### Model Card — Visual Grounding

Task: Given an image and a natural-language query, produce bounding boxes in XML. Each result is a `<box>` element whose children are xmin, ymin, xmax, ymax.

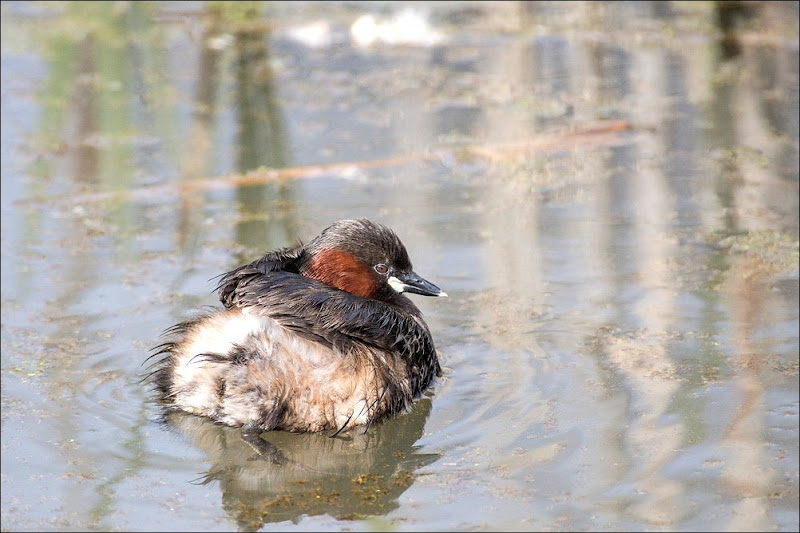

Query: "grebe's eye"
<box><xmin>374</xmin><ymin>263</ymin><xmax>389</xmax><ymax>275</ymax></box>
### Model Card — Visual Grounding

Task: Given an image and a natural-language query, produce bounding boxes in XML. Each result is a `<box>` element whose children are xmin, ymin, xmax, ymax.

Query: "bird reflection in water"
<box><xmin>163</xmin><ymin>394</ymin><xmax>439</xmax><ymax>528</ymax></box>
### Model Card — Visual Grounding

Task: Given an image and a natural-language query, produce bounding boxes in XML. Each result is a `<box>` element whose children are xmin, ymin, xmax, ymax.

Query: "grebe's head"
<box><xmin>299</xmin><ymin>219</ymin><xmax>447</xmax><ymax>301</ymax></box>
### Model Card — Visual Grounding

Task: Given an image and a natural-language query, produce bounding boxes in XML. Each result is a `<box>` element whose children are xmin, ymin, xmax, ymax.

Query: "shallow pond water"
<box><xmin>1</xmin><ymin>1</ymin><xmax>798</xmax><ymax>531</ymax></box>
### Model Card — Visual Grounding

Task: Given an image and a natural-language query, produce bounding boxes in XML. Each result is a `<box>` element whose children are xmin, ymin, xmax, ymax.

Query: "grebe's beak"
<box><xmin>388</xmin><ymin>271</ymin><xmax>447</xmax><ymax>297</ymax></box>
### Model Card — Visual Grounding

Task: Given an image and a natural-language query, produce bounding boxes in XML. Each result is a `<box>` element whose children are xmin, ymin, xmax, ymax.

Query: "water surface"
<box><xmin>1</xmin><ymin>2</ymin><xmax>798</xmax><ymax>531</ymax></box>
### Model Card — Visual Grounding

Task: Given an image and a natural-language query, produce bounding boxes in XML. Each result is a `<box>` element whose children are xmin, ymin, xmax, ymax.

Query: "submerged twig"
<box><xmin>21</xmin><ymin>120</ymin><xmax>633</xmax><ymax>207</ymax></box>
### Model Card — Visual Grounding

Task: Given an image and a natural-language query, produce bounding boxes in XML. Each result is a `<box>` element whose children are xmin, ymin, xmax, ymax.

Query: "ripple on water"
<box><xmin>427</xmin><ymin>339</ymin><xmax>572</xmax><ymax>458</ymax></box>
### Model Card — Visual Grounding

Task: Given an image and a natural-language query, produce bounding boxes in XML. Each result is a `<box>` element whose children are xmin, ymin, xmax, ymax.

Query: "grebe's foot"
<box><xmin>241</xmin><ymin>421</ymin><xmax>289</xmax><ymax>465</ymax></box>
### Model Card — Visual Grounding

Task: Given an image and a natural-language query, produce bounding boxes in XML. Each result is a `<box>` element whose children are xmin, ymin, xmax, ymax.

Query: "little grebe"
<box><xmin>147</xmin><ymin>218</ymin><xmax>446</xmax><ymax>435</ymax></box>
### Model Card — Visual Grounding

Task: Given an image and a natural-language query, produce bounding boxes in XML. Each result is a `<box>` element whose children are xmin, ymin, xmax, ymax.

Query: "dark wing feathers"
<box><xmin>215</xmin><ymin>257</ymin><xmax>440</xmax><ymax>390</ymax></box>
<box><xmin>216</xmin><ymin>247</ymin><xmax>305</xmax><ymax>308</ymax></box>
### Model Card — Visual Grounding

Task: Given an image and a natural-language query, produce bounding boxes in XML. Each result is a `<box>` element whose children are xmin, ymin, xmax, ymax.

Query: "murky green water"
<box><xmin>2</xmin><ymin>1</ymin><xmax>798</xmax><ymax>531</ymax></box>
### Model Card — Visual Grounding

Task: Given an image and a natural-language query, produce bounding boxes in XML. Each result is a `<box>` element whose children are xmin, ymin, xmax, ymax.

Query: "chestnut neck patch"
<box><xmin>302</xmin><ymin>248</ymin><xmax>378</xmax><ymax>299</ymax></box>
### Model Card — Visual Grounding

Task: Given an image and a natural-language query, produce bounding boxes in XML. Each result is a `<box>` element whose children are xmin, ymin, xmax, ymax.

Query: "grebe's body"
<box><xmin>148</xmin><ymin>219</ymin><xmax>446</xmax><ymax>434</ymax></box>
